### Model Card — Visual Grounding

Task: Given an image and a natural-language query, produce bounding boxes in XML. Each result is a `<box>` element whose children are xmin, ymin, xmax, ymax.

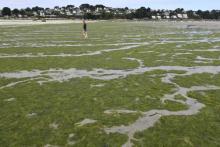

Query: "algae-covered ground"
<box><xmin>0</xmin><ymin>20</ymin><xmax>220</xmax><ymax>147</ymax></box>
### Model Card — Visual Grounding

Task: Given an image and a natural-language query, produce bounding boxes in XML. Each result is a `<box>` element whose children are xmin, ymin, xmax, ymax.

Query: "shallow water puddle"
<box><xmin>75</xmin><ymin>118</ymin><xmax>97</xmax><ymax>127</ymax></box>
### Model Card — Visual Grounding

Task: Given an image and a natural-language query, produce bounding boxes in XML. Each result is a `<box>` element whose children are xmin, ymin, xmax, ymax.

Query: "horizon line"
<box><xmin>0</xmin><ymin>4</ymin><xmax>219</xmax><ymax>11</ymax></box>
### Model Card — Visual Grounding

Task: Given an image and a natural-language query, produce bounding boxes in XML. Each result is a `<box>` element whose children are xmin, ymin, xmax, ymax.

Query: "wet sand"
<box><xmin>0</xmin><ymin>19</ymin><xmax>97</xmax><ymax>26</ymax></box>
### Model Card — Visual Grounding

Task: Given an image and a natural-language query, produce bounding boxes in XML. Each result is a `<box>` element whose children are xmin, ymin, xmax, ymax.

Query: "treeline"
<box><xmin>1</xmin><ymin>4</ymin><xmax>220</xmax><ymax>20</ymax></box>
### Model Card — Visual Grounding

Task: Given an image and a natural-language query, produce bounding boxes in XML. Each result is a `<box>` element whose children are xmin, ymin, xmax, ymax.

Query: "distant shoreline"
<box><xmin>1</xmin><ymin>17</ymin><xmax>220</xmax><ymax>21</ymax></box>
<box><xmin>0</xmin><ymin>19</ymin><xmax>99</xmax><ymax>26</ymax></box>
<box><xmin>0</xmin><ymin>19</ymin><xmax>220</xmax><ymax>27</ymax></box>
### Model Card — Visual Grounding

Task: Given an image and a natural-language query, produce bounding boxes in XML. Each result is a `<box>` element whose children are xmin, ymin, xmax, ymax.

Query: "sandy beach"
<box><xmin>0</xmin><ymin>19</ymin><xmax>97</xmax><ymax>26</ymax></box>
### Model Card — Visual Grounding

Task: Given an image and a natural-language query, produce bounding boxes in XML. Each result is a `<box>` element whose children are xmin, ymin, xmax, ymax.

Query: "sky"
<box><xmin>0</xmin><ymin>0</ymin><xmax>219</xmax><ymax>10</ymax></box>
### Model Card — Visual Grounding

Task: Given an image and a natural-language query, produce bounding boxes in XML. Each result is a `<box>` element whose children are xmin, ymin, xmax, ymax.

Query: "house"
<box><xmin>165</xmin><ymin>15</ymin><xmax>170</xmax><ymax>19</ymax></box>
<box><xmin>177</xmin><ymin>14</ymin><xmax>183</xmax><ymax>19</ymax></box>
<box><xmin>125</xmin><ymin>9</ymin><xmax>132</xmax><ymax>14</ymax></box>
<box><xmin>95</xmin><ymin>5</ymin><xmax>106</xmax><ymax>12</ymax></box>
<box><xmin>18</xmin><ymin>14</ymin><xmax>22</xmax><ymax>18</ymax></box>
<box><xmin>72</xmin><ymin>10</ymin><xmax>77</xmax><ymax>15</ymax></box>
<box><xmin>39</xmin><ymin>11</ymin><xmax>45</xmax><ymax>17</ymax></box>
<box><xmin>104</xmin><ymin>7</ymin><xmax>112</xmax><ymax>13</ymax></box>
<box><xmin>183</xmin><ymin>14</ymin><xmax>188</xmax><ymax>19</ymax></box>
<box><xmin>66</xmin><ymin>11</ymin><xmax>73</xmax><ymax>16</ymax></box>
<box><xmin>45</xmin><ymin>8</ymin><xmax>53</xmax><ymax>15</ymax></box>
<box><xmin>72</xmin><ymin>8</ymin><xmax>80</xmax><ymax>14</ymax></box>
<box><xmin>66</xmin><ymin>5</ymin><xmax>75</xmax><ymax>11</ymax></box>
<box><xmin>96</xmin><ymin>7</ymin><xmax>103</xmax><ymax>12</ymax></box>
<box><xmin>164</xmin><ymin>11</ymin><xmax>170</xmax><ymax>16</ymax></box>
<box><xmin>94</xmin><ymin>12</ymin><xmax>101</xmax><ymax>16</ymax></box>
<box><xmin>105</xmin><ymin>9</ymin><xmax>111</xmax><ymax>13</ymax></box>
<box><xmin>61</xmin><ymin>7</ymin><xmax>65</xmax><ymax>11</ymax></box>
<box><xmin>131</xmin><ymin>9</ymin><xmax>136</xmax><ymax>13</ymax></box>
<box><xmin>125</xmin><ymin>8</ymin><xmax>135</xmax><ymax>14</ymax></box>
<box><xmin>157</xmin><ymin>15</ymin><xmax>162</xmax><ymax>19</ymax></box>
<box><xmin>60</xmin><ymin>11</ymin><xmax>65</xmax><ymax>15</ymax></box>
<box><xmin>77</xmin><ymin>9</ymin><xmax>83</xmax><ymax>16</ymax></box>
<box><xmin>171</xmin><ymin>15</ymin><xmax>177</xmax><ymax>19</ymax></box>
<box><xmin>54</xmin><ymin>6</ymin><xmax>60</xmax><ymax>11</ymax></box>
<box><xmin>75</xmin><ymin>9</ymin><xmax>84</xmax><ymax>16</ymax></box>
<box><xmin>85</xmin><ymin>9</ymin><xmax>91</xmax><ymax>13</ymax></box>
<box><xmin>163</xmin><ymin>11</ymin><xmax>170</xmax><ymax>19</ymax></box>
<box><xmin>152</xmin><ymin>16</ymin><xmax>157</xmax><ymax>19</ymax></box>
<box><xmin>33</xmin><ymin>11</ymin><xmax>38</xmax><ymax>16</ymax></box>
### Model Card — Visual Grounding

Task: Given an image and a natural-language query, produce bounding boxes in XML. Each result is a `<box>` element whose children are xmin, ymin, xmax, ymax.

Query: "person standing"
<box><xmin>82</xmin><ymin>19</ymin><xmax>88</xmax><ymax>39</ymax></box>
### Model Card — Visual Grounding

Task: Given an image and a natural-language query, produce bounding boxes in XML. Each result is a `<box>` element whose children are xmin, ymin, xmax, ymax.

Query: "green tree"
<box><xmin>25</xmin><ymin>7</ymin><xmax>33</xmax><ymax>17</ymax></box>
<box><xmin>146</xmin><ymin>7</ymin><xmax>152</xmax><ymax>18</ymax></box>
<box><xmin>2</xmin><ymin>7</ymin><xmax>11</xmax><ymax>16</ymax></box>
<box><xmin>196</xmin><ymin>10</ymin><xmax>203</xmax><ymax>19</ymax></box>
<box><xmin>89</xmin><ymin>5</ymin><xmax>96</xmax><ymax>12</ymax></box>
<box><xmin>32</xmin><ymin>6</ymin><xmax>44</xmax><ymax>12</ymax></box>
<box><xmin>20</xmin><ymin>9</ymin><xmax>26</xmax><ymax>16</ymax></box>
<box><xmin>175</xmin><ymin>8</ymin><xmax>184</xmax><ymax>13</ymax></box>
<box><xmin>66</xmin><ymin>5</ymin><xmax>75</xmax><ymax>10</ymax></box>
<box><xmin>12</xmin><ymin>8</ymin><xmax>20</xmax><ymax>16</ymax></box>
<box><xmin>211</xmin><ymin>10</ymin><xmax>220</xmax><ymax>19</ymax></box>
<box><xmin>95</xmin><ymin>5</ymin><xmax>105</xmax><ymax>9</ymax></box>
<box><xmin>135</xmin><ymin>7</ymin><xmax>147</xmax><ymax>18</ymax></box>
<box><xmin>202</xmin><ymin>10</ymin><xmax>211</xmax><ymax>19</ymax></box>
<box><xmin>80</xmin><ymin>4</ymin><xmax>90</xmax><ymax>10</ymax></box>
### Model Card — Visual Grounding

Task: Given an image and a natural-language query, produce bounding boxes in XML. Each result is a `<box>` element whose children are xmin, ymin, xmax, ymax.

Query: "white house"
<box><xmin>54</xmin><ymin>6</ymin><xmax>60</xmax><ymax>11</ymax></box>
<box><xmin>18</xmin><ymin>14</ymin><xmax>22</xmax><ymax>18</ymax></box>
<box><xmin>33</xmin><ymin>11</ymin><xmax>38</xmax><ymax>16</ymax></box>
<box><xmin>157</xmin><ymin>15</ymin><xmax>162</xmax><ymax>19</ymax></box>
<box><xmin>177</xmin><ymin>14</ymin><xmax>183</xmax><ymax>18</ymax></box>
<box><xmin>125</xmin><ymin>10</ymin><xmax>131</xmax><ymax>14</ymax></box>
<box><xmin>171</xmin><ymin>15</ymin><xmax>177</xmax><ymax>19</ymax></box>
<box><xmin>105</xmin><ymin>7</ymin><xmax>111</xmax><ymax>13</ymax></box>
<box><xmin>72</xmin><ymin>8</ymin><xmax>80</xmax><ymax>14</ymax></box>
<box><xmin>152</xmin><ymin>16</ymin><xmax>157</xmax><ymax>19</ymax></box>
<box><xmin>183</xmin><ymin>14</ymin><xmax>188</xmax><ymax>19</ymax></box>
<box><xmin>61</xmin><ymin>7</ymin><xmax>65</xmax><ymax>11</ymax></box>
<box><xmin>72</xmin><ymin>10</ymin><xmax>77</xmax><ymax>14</ymax></box>
<box><xmin>164</xmin><ymin>11</ymin><xmax>170</xmax><ymax>19</ymax></box>
<box><xmin>75</xmin><ymin>8</ymin><xmax>83</xmax><ymax>16</ymax></box>
<box><xmin>165</xmin><ymin>15</ymin><xmax>170</xmax><ymax>19</ymax></box>
<box><xmin>39</xmin><ymin>11</ymin><xmax>45</xmax><ymax>17</ymax></box>
<box><xmin>85</xmin><ymin>9</ymin><xmax>91</xmax><ymax>13</ymax></box>
<box><xmin>66</xmin><ymin>11</ymin><xmax>73</xmax><ymax>16</ymax></box>
<box><xmin>96</xmin><ymin>7</ymin><xmax>103</xmax><ymax>12</ymax></box>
